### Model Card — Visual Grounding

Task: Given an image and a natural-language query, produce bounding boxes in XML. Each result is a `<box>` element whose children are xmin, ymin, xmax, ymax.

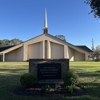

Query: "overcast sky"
<box><xmin>0</xmin><ymin>0</ymin><xmax>100</xmax><ymax>49</ymax></box>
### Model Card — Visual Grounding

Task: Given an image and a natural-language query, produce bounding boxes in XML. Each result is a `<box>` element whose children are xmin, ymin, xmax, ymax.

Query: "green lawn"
<box><xmin>0</xmin><ymin>62</ymin><xmax>100</xmax><ymax>100</ymax></box>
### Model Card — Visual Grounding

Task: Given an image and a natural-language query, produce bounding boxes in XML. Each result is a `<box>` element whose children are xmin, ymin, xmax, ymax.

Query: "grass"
<box><xmin>0</xmin><ymin>62</ymin><xmax>100</xmax><ymax>100</ymax></box>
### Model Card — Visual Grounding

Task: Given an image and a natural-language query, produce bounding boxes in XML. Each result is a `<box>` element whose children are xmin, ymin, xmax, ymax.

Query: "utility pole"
<box><xmin>91</xmin><ymin>39</ymin><xmax>95</xmax><ymax>61</ymax></box>
<box><xmin>91</xmin><ymin>39</ymin><xmax>94</xmax><ymax>51</ymax></box>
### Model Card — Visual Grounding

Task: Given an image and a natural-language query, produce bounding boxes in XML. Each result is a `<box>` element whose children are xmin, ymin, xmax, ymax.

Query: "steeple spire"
<box><xmin>44</xmin><ymin>8</ymin><xmax>48</xmax><ymax>28</ymax></box>
<box><xmin>43</xmin><ymin>8</ymin><xmax>48</xmax><ymax>34</ymax></box>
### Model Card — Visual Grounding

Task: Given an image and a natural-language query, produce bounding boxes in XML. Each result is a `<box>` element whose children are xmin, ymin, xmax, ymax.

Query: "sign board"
<box><xmin>37</xmin><ymin>63</ymin><xmax>61</xmax><ymax>80</ymax></box>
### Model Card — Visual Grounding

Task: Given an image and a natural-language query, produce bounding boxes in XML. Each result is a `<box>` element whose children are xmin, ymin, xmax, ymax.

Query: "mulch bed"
<box><xmin>13</xmin><ymin>84</ymin><xmax>85</xmax><ymax>98</ymax></box>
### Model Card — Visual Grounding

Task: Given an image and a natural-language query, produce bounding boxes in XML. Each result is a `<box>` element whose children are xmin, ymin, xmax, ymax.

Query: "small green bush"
<box><xmin>65</xmin><ymin>85</ymin><xmax>74</xmax><ymax>93</ymax></box>
<box><xmin>46</xmin><ymin>85</ymin><xmax>51</xmax><ymax>91</ymax></box>
<box><xmin>62</xmin><ymin>71</ymin><xmax>78</xmax><ymax>86</ymax></box>
<box><xmin>20</xmin><ymin>73</ymin><xmax>37</xmax><ymax>88</ymax></box>
<box><xmin>40</xmin><ymin>85</ymin><xmax>51</xmax><ymax>92</ymax></box>
<box><xmin>71</xmin><ymin>85</ymin><xmax>76</xmax><ymax>90</ymax></box>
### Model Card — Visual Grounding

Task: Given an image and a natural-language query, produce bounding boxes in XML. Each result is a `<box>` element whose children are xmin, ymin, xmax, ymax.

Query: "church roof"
<box><xmin>75</xmin><ymin>46</ymin><xmax>93</xmax><ymax>52</ymax></box>
<box><xmin>47</xmin><ymin>33</ymin><xmax>92</xmax><ymax>53</ymax></box>
<box><xmin>0</xmin><ymin>34</ymin><xmax>92</xmax><ymax>54</ymax></box>
<box><xmin>0</xmin><ymin>45</ymin><xmax>14</xmax><ymax>52</ymax></box>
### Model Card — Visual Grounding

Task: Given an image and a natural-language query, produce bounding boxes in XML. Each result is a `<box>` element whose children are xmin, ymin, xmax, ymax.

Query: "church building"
<box><xmin>0</xmin><ymin>10</ymin><xmax>92</xmax><ymax>62</ymax></box>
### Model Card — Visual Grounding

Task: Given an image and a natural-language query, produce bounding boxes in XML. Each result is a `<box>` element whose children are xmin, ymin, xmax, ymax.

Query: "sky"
<box><xmin>0</xmin><ymin>0</ymin><xmax>100</xmax><ymax>49</ymax></box>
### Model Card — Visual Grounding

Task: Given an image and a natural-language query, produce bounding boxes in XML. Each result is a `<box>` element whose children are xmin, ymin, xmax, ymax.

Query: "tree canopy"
<box><xmin>0</xmin><ymin>38</ymin><xmax>23</xmax><ymax>47</ymax></box>
<box><xmin>94</xmin><ymin>45</ymin><xmax>100</xmax><ymax>54</ymax></box>
<box><xmin>85</xmin><ymin>0</ymin><xmax>100</xmax><ymax>18</ymax></box>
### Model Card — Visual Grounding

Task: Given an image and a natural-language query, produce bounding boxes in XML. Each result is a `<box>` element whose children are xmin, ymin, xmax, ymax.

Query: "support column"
<box><xmin>42</xmin><ymin>41</ymin><xmax>45</xmax><ymax>58</ymax></box>
<box><xmin>23</xmin><ymin>44</ymin><xmax>28</xmax><ymax>61</ymax></box>
<box><xmin>47</xmin><ymin>41</ymin><xmax>51</xmax><ymax>59</ymax></box>
<box><xmin>45</xmin><ymin>40</ymin><xmax>47</xmax><ymax>59</ymax></box>
<box><xmin>3</xmin><ymin>53</ymin><xmax>5</xmax><ymax>62</ymax></box>
<box><xmin>64</xmin><ymin>45</ymin><xmax>67</xmax><ymax>58</ymax></box>
<box><xmin>85</xmin><ymin>54</ymin><xmax>88</xmax><ymax>61</ymax></box>
<box><xmin>67</xmin><ymin>46</ymin><xmax>69</xmax><ymax>58</ymax></box>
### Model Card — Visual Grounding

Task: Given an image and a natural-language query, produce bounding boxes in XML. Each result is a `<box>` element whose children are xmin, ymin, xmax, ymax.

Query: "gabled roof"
<box><xmin>0</xmin><ymin>33</ymin><xmax>92</xmax><ymax>54</ymax></box>
<box><xmin>75</xmin><ymin>46</ymin><xmax>93</xmax><ymax>53</ymax></box>
<box><xmin>0</xmin><ymin>45</ymin><xmax>15</xmax><ymax>52</ymax></box>
<box><xmin>0</xmin><ymin>43</ymin><xmax>23</xmax><ymax>54</ymax></box>
<box><xmin>45</xmin><ymin>33</ymin><xmax>92</xmax><ymax>54</ymax></box>
<box><xmin>0</xmin><ymin>34</ymin><xmax>44</xmax><ymax>53</ymax></box>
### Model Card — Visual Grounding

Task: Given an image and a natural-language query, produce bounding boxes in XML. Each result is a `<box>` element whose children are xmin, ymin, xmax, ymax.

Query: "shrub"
<box><xmin>20</xmin><ymin>73</ymin><xmax>37</xmax><ymax>88</ymax></box>
<box><xmin>95</xmin><ymin>59</ymin><xmax>100</xmax><ymax>62</ymax></box>
<box><xmin>62</xmin><ymin>71</ymin><xmax>78</xmax><ymax>86</ymax></box>
<box><xmin>46</xmin><ymin>85</ymin><xmax>51</xmax><ymax>91</ymax></box>
<box><xmin>65</xmin><ymin>85</ymin><xmax>74</xmax><ymax>93</ymax></box>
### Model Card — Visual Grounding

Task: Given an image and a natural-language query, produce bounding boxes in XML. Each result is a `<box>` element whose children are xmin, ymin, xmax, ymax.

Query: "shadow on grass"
<box><xmin>95</xmin><ymin>70</ymin><xmax>100</xmax><ymax>73</ymax></box>
<box><xmin>76</xmin><ymin>71</ymin><xmax>100</xmax><ymax>98</ymax></box>
<box><xmin>79</xmin><ymin>82</ymin><xmax>100</xmax><ymax>98</ymax></box>
<box><xmin>0</xmin><ymin>65</ymin><xmax>28</xmax><ymax>73</ymax></box>
<box><xmin>78</xmin><ymin>72</ymin><xmax>100</xmax><ymax>78</ymax></box>
<box><xmin>0</xmin><ymin>74</ymin><xmax>23</xmax><ymax>100</ymax></box>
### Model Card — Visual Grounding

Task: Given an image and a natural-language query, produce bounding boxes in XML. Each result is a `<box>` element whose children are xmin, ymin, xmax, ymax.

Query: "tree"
<box><xmin>85</xmin><ymin>0</ymin><xmax>100</xmax><ymax>18</ymax></box>
<box><xmin>0</xmin><ymin>38</ymin><xmax>23</xmax><ymax>47</ymax></box>
<box><xmin>0</xmin><ymin>39</ymin><xmax>10</xmax><ymax>46</ymax></box>
<box><xmin>94</xmin><ymin>45</ymin><xmax>100</xmax><ymax>54</ymax></box>
<box><xmin>10</xmin><ymin>38</ymin><xmax>23</xmax><ymax>45</ymax></box>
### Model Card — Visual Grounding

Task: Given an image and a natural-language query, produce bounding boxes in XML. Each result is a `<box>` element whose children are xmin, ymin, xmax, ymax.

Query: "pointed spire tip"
<box><xmin>43</xmin><ymin>8</ymin><xmax>48</xmax><ymax>34</ymax></box>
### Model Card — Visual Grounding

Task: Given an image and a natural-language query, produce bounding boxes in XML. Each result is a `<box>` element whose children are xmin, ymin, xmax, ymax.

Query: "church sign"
<box><xmin>29</xmin><ymin>59</ymin><xmax>69</xmax><ymax>84</ymax></box>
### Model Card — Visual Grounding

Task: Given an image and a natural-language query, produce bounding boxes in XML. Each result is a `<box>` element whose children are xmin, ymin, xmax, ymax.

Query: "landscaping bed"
<box><xmin>14</xmin><ymin>84</ymin><xmax>85</xmax><ymax>98</ymax></box>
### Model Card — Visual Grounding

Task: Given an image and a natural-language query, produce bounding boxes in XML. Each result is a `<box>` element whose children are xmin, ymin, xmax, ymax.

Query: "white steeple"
<box><xmin>43</xmin><ymin>8</ymin><xmax>48</xmax><ymax>34</ymax></box>
<box><xmin>44</xmin><ymin>8</ymin><xmax>48</xmax><ymax>28</ymax></box>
